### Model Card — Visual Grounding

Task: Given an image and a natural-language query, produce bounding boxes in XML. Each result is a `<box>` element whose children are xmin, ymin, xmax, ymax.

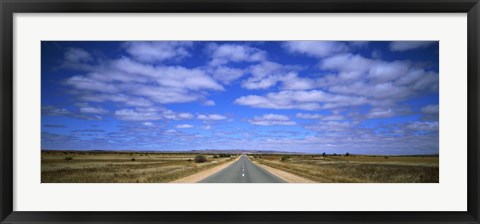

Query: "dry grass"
<box><xmin>41</xmin><ymin>151</ymin><xmax>237</xmax><ymax>183</ymax></box>
<box><xmin>250</xmin><ymin>154</ymin><xmax>439</xmax><ymax>183</ymax></box>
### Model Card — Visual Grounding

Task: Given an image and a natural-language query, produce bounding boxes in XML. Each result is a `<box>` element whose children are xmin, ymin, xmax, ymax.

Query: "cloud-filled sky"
<box><xmin>41</xmin><ymin>41</ymin><xmax>439</xmax><ymax>154</ymax></box>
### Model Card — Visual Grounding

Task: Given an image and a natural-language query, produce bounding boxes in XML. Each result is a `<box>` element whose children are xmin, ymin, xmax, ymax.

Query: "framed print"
<box><xmin>1</xmin><ymin>0</ymin><xmax>479</xmax><ymax>223</ymax></box>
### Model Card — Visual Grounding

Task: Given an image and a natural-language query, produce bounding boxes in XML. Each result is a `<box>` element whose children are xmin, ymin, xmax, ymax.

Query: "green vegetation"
<box><xmin>218</xmin><ymin>154</ymin><xmax>232</xmax><ymax>158</ymax></box>
<box><xmin>194</xmin><ymin>155</ymin><xmax>207</xmax><ymax>163</ymax></box>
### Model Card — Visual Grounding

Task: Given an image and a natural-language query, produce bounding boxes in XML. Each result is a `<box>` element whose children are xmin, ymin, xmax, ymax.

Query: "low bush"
<box><xmin>194</xmin><ymin>155</ymin><xmax>207</xmax><ymax>163</ymax></box>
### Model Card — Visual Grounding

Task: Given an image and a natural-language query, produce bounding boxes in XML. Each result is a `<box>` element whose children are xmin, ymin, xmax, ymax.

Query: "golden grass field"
<box><xmin>250</xmin><ymin>154</ymin><xmax>439</xmax><ymax>183</ymax></box>
<box><xmin>42</xmin><ymin>150</ymin><xmax>439</xmax><ymax>183</ymax></box>
<box><xmin>41</xmin><ymin>151</ymin><xmax>236</xmax><ymax>183</ymax></box>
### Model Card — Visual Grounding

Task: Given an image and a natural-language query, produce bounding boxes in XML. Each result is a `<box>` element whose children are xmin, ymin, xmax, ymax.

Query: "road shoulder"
<box><xmin>252</xmin><ymin>161</ymin><xmax>315</xmax><ymax>183</ymax></box>
<box><xmin>171</xmin><ymin>156</ymin><xmax>241</xmax><ymax>183</ymax></box>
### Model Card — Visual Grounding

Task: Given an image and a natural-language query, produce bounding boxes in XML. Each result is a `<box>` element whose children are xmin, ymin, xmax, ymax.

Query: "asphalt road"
<box><xmin>199</xmin><ymin>155</ymin><xmax>286</xmax><ymax>183</ymax></box>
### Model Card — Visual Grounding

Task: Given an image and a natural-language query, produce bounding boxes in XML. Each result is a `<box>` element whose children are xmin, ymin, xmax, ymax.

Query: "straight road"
<box><xmin>199</xmin><ymin>155</ymin><xmax>285</xmax><ymax>183</ymax></box>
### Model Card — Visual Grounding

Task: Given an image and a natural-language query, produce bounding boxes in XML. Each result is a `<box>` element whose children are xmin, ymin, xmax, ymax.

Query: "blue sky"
<box><xmin>41</xmin><ymin>41</ymin><xmax>439</xmax><ymax>154</ymax></box>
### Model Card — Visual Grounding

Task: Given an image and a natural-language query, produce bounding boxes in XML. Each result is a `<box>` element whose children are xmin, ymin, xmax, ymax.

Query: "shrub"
<box><xmin>213</xmin><ymin>155</ymin><xmax>219</xmax><ymax>158</ymax></box>
<box><xmin>194</xmin><ymin>155</ymin><xmax>207</xmax><ymax>163</ymax></box>
<box><xmin>64</xmin><ymin>156</ymin><xmax>73</xmax><ymax>161</ymax></box>
<box><xmin>280</xmin><ymin>156</ymin><xmax>290</xmax><ymax>162</ymax></box>
<box><xmin>384</xmin><ymin>156</ymin><xmax>389</xmax><ymax>159</ymax></box>
<box><xmin>322</xmin><ymin>152</ymin><xmax>326</xmax><ymax>157</ymax></box>
<box><xmin>131</xmin><ymin>158</ymin><xmax>135</xmax><ymax>161</ymax></box>
<box><xmin>345</xmin><ymin>152</ymin><xmax>350</xmax><ymax>157</ymax></box>
<box><xmin>219</xmin><ymin>154</ymin><xmax>231</xmax><ymax>158</ymax></box>
<box><xmin>187</xmin><ymin>159</ymin><xmax>192</xmax><ymax>162</ymax></box>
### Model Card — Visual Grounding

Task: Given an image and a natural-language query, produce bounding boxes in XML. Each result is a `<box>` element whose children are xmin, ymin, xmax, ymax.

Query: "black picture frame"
<box><xmin>1</xmin><ymin>0</ymin><xmax>479</xmax><ymax>223</ymax></box>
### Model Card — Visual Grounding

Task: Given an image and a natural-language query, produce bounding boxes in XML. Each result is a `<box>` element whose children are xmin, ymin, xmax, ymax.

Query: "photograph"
<box><xmin>41</xmin><ymin>41</ymin><xmax>439</xmax><ymax>183</ymax></box>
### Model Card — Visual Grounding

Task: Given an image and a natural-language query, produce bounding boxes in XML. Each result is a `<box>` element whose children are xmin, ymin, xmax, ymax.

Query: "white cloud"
<box><xmin>329</xmin><ymin>82</ymin><xmax>411</xmax><ymax>100</ymax></box>
<box><xmin>177</xmin><ymin>113</ymin><xmax>194</xmax><ymax>119</ymax></box>
<box><xmin>366</xmin><ymin>108</ymin><xmax>395</xmax><ymax>119</ymax></box>
<box><xmin>113</xmin><ymin>57</ymin><xmax>224</xmax><ymax>91</ymax></box>
<box><xmin>249</xmin><ymin>114</ymin><xmax>296</xmax><ymax>126</ymax></box>
<box><xmin>142</xmin><ymin>122</ymin><xmax>154</xmax><ymax>127</ymax></box>
<box><xmin>176</xmin><ymin>124</ymin><xmax>194</xmax><ymax>129</ymax></box>
<box><xmin>242</xmin><ymin>74</ymin><xmax>280</xmax><ymax>90</ymax></box>
<box><xmin>203</xmin><ymin>100</ymin><xmax>216</xmax><ymax>106</ymax></box>
<box><xmin>114</xmin><ymin>108</ymin><xmax>161</xmax><ymax>121</ymax></box>
<box><xmin>202</xmin><ymin>125</ymin><xmax>213</xmax><ymax>130</ymax></box>
<box><xmin>80</xmin><ymin>94</ymin><xmax>153</xmax><ymax>107</ymax></box>
<box><xmin>406</xmin><ymin>121</ymin><xmax>439</xmax><ymax>131</ymax></box>
<box><xmin>296</xmin><ymin>113</ymin><xmax>344</xmax><ymax>121</ymax></box>
<box><xmin>114</xmin><ymin>107</ymin><xmax>193</xmax><ymax>121</ymax></box>
<box><xmin>127</xmin><ymin>85</ymin><xmax>200</xmax><ymax>104</ymax></box>
<box><xmin>320</xmin><ymin>53</ymin><xmax>411</xmax><ymax>83</ymax></box>
<box><xmin>66</xmin><ymin>57</ymin><xmax>224</xmax><ymax>106</ymax></box>
<box><xmin>242</xmin><ymin>61</ymin><xmax>311</xmax><ymax>90</ymax></box>
<box><xmin>65</xmin><ymin>76</ymin><xmax>119</xmax><ymax>93</ymax></box>
<box><xmin>305</xmin><ymin>121</ymin><xmax>352</xmax><ymax>132</ymax></box>
<box><xmin>207</xmin><ymin>43</ymin><xmax>266</xmax><ymax>66</ymax></box>
<box><xmin>235</xmin><ymin>90</ymin><xmax>367</xmax><ymax>110</ymax></box>
<box><xmin>283</xmin><ymin>41</ymin><xmax>349</xmax><ymax>58</ymax></box>
<box><xmin>365</xmin><ymin>107</ymin><xmax>411</xmax><ymax>119</ymax></box>
<box><xmin>123</xmin><ymin>41</ymin><xmax>193</xmax><ymax>62</ymax></box>
<box><xmin>390</xmin><ymin>41</ymin><xmax>435</xmax><ymax>51</ymax></box>
<box><xmin>421</xmin><ymin>104</ymin><xmax>439</xmax><ymax>114</ymax></box>
<box><xmin>212</xmin><ymin>66</ymin><xmax>245</xmax><ymax>84</ymax></box>
<box><xmin>79</xmin><ymin>106</ymin><xmax>108</xmax><ymax>114</ymax></box>
<box><xmin>64</xmin><ymin>47</ymin><xmax>92</xmax><ymax>63</ymax></box>
<box><xmin>197</xmin><ymin>114</ymin><xmax>227</xmax><ymax>121</ymax></box>
<box><xmin>296</xmin><ymin>113</ymin><xmax>323</xmax><ymax>119</ymax></box>
<box><xmin>161</xmin><ymin>109</ymin><xmax>193</xmax><ymax>120</ymax></box>
<box><xmin>315</xmin><ymin>53</ymin><xmax>439</xmax><ymax>106</ymax></box>
<box><xmin>58</xmin><ymin>47</ymin><xmax>97</xmax><ymax>71</ymax></box>
<box><xmin>279</xmin><ymin>73</ymin><xmax>316</xmax><ymax>90</ymax></box>
<box><xmin>323</xmin><ymin>114</ymin><xmax>345</xmax><ymax>121</ymax></box>
<box><xmin>42</xmin><ymin>106</ymin><xmax>71</xmax><ymax>117</ymax></box>
<box><xmin>42</xmin><ymin>105</ymin><xmax>102</xmax><ymax>120</ymax></box>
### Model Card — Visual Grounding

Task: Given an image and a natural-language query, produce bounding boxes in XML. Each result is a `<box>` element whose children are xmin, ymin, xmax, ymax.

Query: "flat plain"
<box><xmin>41</xmin><ymin>151</ymin><xmax>236</xmax><ymax>183</ymax></box>
<box><xmin>250</xmin><ymin>154</ymin><xmax>439</xmax><ymax>183</ymax></box>
<box><xmin>41</xmin><ymin>151</ymin><xmax>439</xmax><ymax>183</ymax></box>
